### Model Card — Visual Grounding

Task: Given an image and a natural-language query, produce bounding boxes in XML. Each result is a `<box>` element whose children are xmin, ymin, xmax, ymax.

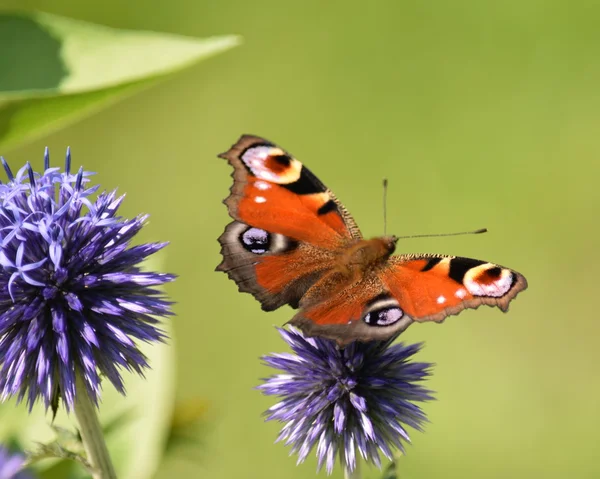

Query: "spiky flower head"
<box><xmin>0</xmin><ymin>149</ymin><xmax>174</xmax><ymax>411</ymax></box>
<box><xmin>0</xmin><ymin>446</ymin><xmax>34</xmax><ymax>479</ymax></box>
<box><xmin>258</xmin><ymin>327</ymin><xmax>433</xmax><ymax>475</ymax></box>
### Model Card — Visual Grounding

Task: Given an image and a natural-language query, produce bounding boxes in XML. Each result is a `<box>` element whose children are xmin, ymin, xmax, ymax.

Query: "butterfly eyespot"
<box><xmin>270</xmin><ymin>154</ymin><xmax>292</xmax><ymax>167</ymax></box>
<box><xmin>240</xmin><ymin>227</ymin><xmax>270</xmax><ymax>255</ymax></box>
<box><xmin>237</xmin><ymin>225</ymin><xmax>298</xmax><ymax>255</ymax></box>
<box><xmin>240</xmin><ymin>146</ymin><xmax>302</xmax><ymax>184</ymax></box>
<box><xmin>463</xmin><ymin>264</ymin><xmax>515</xmax><ymax>298</ymax></box>
<box><xmin>363</xmin><ymin>306</ymin><xmax>403</xmax><ymax>327</ymax></box>
<box><xmin>485</xmin><ymin>267</ymin><xmax>502</xmax><ymax>278</ymax></box>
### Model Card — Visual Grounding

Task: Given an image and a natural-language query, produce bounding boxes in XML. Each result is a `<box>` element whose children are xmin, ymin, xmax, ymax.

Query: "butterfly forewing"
<box><xmin>381</xmin><ymin>255</ymin><xmax>528</xmax><ymax>322</ymax></box>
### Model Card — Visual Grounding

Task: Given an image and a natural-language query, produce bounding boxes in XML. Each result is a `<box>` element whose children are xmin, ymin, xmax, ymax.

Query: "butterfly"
<box><xmin>216</xmin><ymin>135</ymin><xmax>528</xmax><ymax>345</ymax></box>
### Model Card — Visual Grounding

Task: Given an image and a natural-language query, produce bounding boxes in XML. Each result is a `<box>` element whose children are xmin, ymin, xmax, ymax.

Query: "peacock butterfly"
<box><xmin>216</xmin><ymin>135</ymin><xmax>528</xmax><ymax>345</ymax></box>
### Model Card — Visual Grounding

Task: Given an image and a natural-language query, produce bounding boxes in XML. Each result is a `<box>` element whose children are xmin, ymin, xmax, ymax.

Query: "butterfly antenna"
<box><xmin>395</xmin><ymin>228</ymin><xmax>488</xmax><ymax>240</ymax></box>
<box><xmin>383</xmin><ymin>178</ymin><xmax>388</xmax><ymax>235</ymax></box>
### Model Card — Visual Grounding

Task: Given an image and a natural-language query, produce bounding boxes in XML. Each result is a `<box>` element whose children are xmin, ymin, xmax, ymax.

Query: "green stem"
<box><xmin>73</xmin><ymin>373</ymin><xmax>117</xmax><ymax>479</ymax></box>
<box><xmin>344</xmin><ymin>460</ymin><xmax>361</xmax><ymax>479</ymax></box>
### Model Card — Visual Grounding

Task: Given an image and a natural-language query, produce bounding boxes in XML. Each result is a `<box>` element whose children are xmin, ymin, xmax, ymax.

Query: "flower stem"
<box><xmin>73</xmin><ymin>373</ymin><xmax>117</xmax><ymax>479</ymax></box>
<box><xmin>344</xmin><ymin>461</ymin><xmax>361</xmax><ymax>479</ymax></box>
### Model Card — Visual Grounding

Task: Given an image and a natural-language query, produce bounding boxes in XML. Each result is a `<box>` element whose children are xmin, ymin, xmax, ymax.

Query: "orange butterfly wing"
<box><xmin>220</xmin><ymin>135</ymin><xmax>360</xmax><ymax>246</ymax></box>
<box><xmin>289</xmin><ymin>269</ymin><xmax>414</xmax><ymax>344</ymax></box>
<box><xmin>216</xmin><ymin>135</ymin><xmax>360</xmax><ymax>311</ymax></box>
<box><xmin>381</xmin><ymin>255</ymin><xmax>528</xmax><ymax>322</ymax></box>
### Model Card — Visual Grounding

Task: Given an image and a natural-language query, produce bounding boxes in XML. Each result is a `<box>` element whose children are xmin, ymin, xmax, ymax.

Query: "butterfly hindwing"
<box><xmin>216</xmin><ymin>221</ymin><xmax>322</xmax><ymax>310</ymax></box>
<box><xmin>289</xmin><ymin>270</ymin><xmax>414</xmax><ymax>344</ymax></box>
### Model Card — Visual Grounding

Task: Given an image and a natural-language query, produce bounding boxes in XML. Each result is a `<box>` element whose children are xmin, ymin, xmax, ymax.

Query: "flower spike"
<box><xmin>259</xmin><ymin>327</ymin><xmax>434</xmax><ymax>475</ymax></box>
<box><xmin>0</xmin><ymin>149</ymin><xmax>175</xmax><ymax>412</ymax></box>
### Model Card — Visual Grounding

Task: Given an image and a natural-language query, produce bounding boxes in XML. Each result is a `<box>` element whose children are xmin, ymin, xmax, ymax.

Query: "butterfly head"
<box><xmin>365</xmin><ymin>235</ymin><xmax>398</xmax><ymax>264</ymax></box>
<box><xmin>381</xmin><ymin>235</ymin><xmax>399</xmax><ymax>255</ymax></box>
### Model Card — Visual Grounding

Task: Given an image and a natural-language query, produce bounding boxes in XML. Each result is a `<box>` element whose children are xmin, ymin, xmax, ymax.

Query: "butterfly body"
<box><xmin>217</xmin><ymin>135</ymin><xmax>528</xmax><ymax>345</ymax></box>
<box><xmin>334</xmin><ymin>236</ymin><xmax>397</xmax><ymax>275</ymax></box>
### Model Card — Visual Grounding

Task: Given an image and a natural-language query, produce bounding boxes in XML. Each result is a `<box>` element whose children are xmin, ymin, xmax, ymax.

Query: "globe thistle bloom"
<box><xmin>0</xmin><ymin>446</ymin><xmax>35</xmax><ymax>479</ymax></box>
<box><xmin>0</xmin><ymin>149</ymin><xmax>174</xmax><ymax>411</ymax></box>
<box><xmin>258</xmin><ymin>327</ymin><xmax>433</xmax><ymax>475</ymax></box>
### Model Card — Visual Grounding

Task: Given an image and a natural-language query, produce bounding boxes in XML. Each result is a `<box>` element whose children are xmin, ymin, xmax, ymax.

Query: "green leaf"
<box><xmin>0</xmin><ymin>78</ymin><xmax>153</xmax><ymax>152</ymax></box>
<box><xmin>381</xmin><ymin>460</ymin><xmax>398</xmax><ymax>479</ymax></box>
<box><xmin>25</xmin><ymin>434</ymin><xmax>89</xmax><ymax>471</ymax></box>
<box><xmin>0</xmin><ymin>11</ymin><xmax>241</xmax><ymax>150</ymax></box>
<box><xmin>164</xmin><ymin>397</ymin><xmax>211</xmax><ymax>460</ymax></box>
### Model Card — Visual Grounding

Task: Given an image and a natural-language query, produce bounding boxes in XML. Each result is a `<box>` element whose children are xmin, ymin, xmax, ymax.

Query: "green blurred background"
<box><xmin>2</xmin><ymin>1</ymin><xmax>600</xmax><ymax>478</ymax></box>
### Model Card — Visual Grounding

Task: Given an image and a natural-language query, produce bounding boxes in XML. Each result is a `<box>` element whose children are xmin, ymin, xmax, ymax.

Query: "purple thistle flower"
<box><xmin>258</xmin><ymin>327</ymin><xmax>433</xmax><ymax>475</ymax></box>
<box><xmin>0</xmin><ymin>149</ymin><xmax>175</xmax><ymax>411</ymax></box>
<box><xmin>0</xmin><ymin>446</ymin><xmax>35</xmax><ymax>479</ymax></box>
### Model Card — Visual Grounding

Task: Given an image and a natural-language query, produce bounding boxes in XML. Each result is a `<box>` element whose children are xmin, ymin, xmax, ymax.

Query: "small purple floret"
<box><xmin>258</xmin><ymin>327</ymin><xmax>434</xmax><ymax>474</ymax></box>
<box><xmin>0</xmin><ymin>150</ymin><xmax>175</xmax><ymax>410</ymax></box>
<box><xmin>0</xmin><ymin>446</ymin><xmax>35</xmax><ymax>479</ymax></box>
